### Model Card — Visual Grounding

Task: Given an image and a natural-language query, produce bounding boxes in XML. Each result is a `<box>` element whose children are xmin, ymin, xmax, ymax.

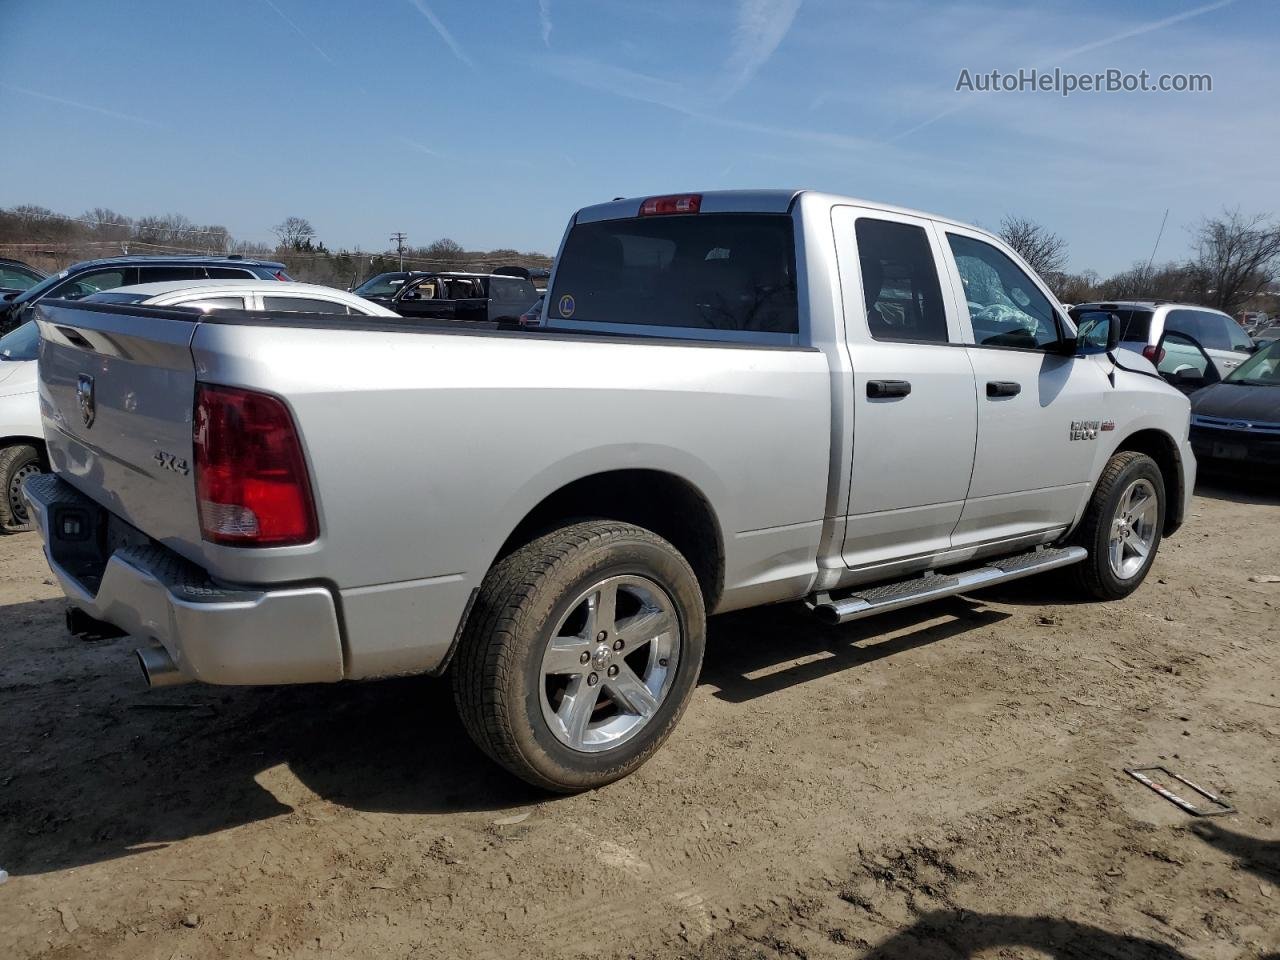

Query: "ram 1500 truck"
<box><xmin>25</xmin><ymin>190</ymin><xmax>1195</xmax><ymax>792</ymax></box>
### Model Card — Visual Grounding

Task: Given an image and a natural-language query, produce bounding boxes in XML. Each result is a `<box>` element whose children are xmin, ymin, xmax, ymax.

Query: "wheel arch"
<box><xmin>1113</xmin><ymin>428</ymin><xmax>1185</xmax><ymax>535</ymax></box>
<box><xmin>494</xmin><ymin>468</ymin><xmax>725</xmax><ymax>613</ymax></box>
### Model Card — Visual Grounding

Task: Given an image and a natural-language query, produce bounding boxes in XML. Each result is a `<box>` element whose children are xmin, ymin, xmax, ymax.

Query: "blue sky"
<box><xmin>1</xmin><ymin>0</ymin><xmax>1275</xmax><ymax>274</ymax></box>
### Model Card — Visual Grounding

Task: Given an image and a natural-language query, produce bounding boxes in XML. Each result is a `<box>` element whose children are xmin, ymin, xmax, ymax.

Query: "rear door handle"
<box><xmin>986</xmin><ymin>380</ymin><xmax>1021</xmax><ymax>398</ymax></box>
<box><xmin>867</xmin><ymin>379</ymin><xmax>911</xmax><ymax>399</ymax></box>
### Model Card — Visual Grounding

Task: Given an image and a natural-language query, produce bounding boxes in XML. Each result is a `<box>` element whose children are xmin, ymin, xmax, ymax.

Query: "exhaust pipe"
<box><xmin>135</xmin><ymin>645</ymin><xmax>191</xmax><ymax>688</ymax></box>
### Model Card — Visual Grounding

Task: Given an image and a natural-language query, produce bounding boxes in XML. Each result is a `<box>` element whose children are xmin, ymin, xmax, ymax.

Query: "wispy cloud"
<box><xmin>399</xmin><ymin>137</ymin><xmax>441</xmax><ymax>157</ymax></box>
<box><xmin>261</xmin><ymin>0</ymin><xmax>336</xmax><ymax>65</ymax></box>
<box><xmin>541</xmin><ymin>55</ymin><xmax>875</xmax><ymax>154</ymax></box>
<box><xmin>538</xmin><ymin>0</ymin><xmax>553</xmax><ymax>46</ymax></box>
<box><xmin>0</xmin><ymin>82</ymin><xmax>160</xmax><ymax>126</ymax></box>
<box><xmin>888</xmin><ymin>0</ymin><xmax>1240</xmax><ymax>142</ymax></box>
<box><xmin>715</xmin><ymin>0</ymin><xmax>803</xmax><ymax>101</ymax></box>
<box><xmin>407</xmin><ymin>0</ymin><xmax>475</xmax><ymax>69</ymax></box>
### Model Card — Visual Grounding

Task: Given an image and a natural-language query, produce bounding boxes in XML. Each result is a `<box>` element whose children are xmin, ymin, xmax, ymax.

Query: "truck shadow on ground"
<box><xmin>858</xmin><ymin>911</ymin><xmax>1197</xmax><ymax>959</ymax></box>
<box><xmin>2</xmin><ymin>594</ymin><xmax>1004</xmax><ymax>877</ymax></box>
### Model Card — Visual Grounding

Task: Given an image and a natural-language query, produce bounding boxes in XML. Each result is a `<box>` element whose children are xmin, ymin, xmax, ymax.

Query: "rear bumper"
<box><xmin>22</xmin><ymin>473</ymin><xmax>344</xmax><ymax>685</ymax></box>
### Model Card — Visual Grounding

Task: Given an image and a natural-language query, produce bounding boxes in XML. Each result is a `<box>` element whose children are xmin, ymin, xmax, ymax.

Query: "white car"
<box><xmin>0</xmin><ymin>281</ymin><xmax>397</xmax><ymax>531</ymax></box>
<box><xmin>0</xmin><ymin>320</ymin><xmax>43</xmax><ymax>531</ymax></box>
<box><xmin>86</xmin><ymin>279</ymin><xmax>401</xmax><ymax>317</ymax></box>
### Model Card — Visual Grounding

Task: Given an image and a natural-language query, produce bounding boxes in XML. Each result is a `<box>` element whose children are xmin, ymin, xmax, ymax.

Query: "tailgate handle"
<box><xmin>986</xmin><ymin>380</ymin><xmax>1022</xmax><ymax>398</ymax></box>
<box><xmin>867</xmin><ymin>379</ymin><xmax>911</xmax><ymax>399</ymax></box>
<box><xmin>55</xmin><ymin>325</ymin><xmax>94</xmax><ymax>350</ymax></box>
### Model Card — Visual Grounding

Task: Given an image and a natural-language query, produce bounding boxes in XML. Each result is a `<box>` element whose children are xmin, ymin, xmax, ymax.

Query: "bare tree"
<box><xmin>998</xmin><ymin>215</ymin><xmax>1069</xmax><ymax>279</ymax></box>
<box><xmin>272</xmin><ymin>216</ymin><xmax>317</xmax><ymax>251</ymax></box>
<box><xmin>1189</xmin><ymin>209</ymin><xmax>1280</xmax><ymax>314</ymax></box>
<box><xmin>81</xmin><ymin>208</ymin><xmax>132</xmax><ymax>240</ymax></box>
<box><xmin>421</xmin><ymin>237</ymin><xmax>465</xmax><ymax>262</ymax></box>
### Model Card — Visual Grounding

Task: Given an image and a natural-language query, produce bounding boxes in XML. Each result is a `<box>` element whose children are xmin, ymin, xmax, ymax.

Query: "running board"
<box><xmin>806</xmin><ymin>546</ymin><xmax>1087</xmax><ymax>626</ymax></box>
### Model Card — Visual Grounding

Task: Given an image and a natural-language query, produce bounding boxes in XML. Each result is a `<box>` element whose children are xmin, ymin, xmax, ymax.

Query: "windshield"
<box><xmin>1224</xmin><ymin>341</ymin><xmax>1280</xmax><ymax>385</ymax></box>
<box><xmin>0</xmin><ymin>320</ymin><xmax>39</xmax><ymax>361</ymax></box>
<box><xmin>354</xmin><ymin>273</ymin><xmax>411</xmax><ymax>296</ymax></box>
<box><xmin>8</xmin><ymin>269</ymin><xmax>68</xmax><ymax>305</ymax></box>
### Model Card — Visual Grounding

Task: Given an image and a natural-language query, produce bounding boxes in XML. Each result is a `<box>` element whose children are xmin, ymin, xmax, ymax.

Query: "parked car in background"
<box><xmin>86</xmin><ymin>280</ymin><xmax>400</xmax><ymax>316</ymax></box>
<box><xmin>1240</xmin><ymin>311</ymin><xmax>1270</xmax><ymax>335</ymax></box>
<box><xmin>1252</xmin><ymin>325</ymin><xmax>1280</xmax><ymax>349</ymax></box>
<box><xmin>1069</xmin><ymin>301</ymin><xmax>1255</xmax><ymax>380</ymax></box>
<box><xmin>359</xmin><ymin>271</ymin><xmax>539</xmax><ymax>325</ymax></box>
<box><xmin>1188</xmin><ymin>338</ymin><xmax>1280</xmax><ymax>471</ymax></box>
<box><xmin>25</xmin><ymin>189</ymin><xmax>1194</xmax><ymax>792</ymax></box>
<box><xmin>0</xmin><ymin>258</ymin><xmax>46</xmax><ymax>298</ymax></box>
<box><xmin>0</xmin><ymin>255</ymin><xmax>291</xmax><ymax>334</ymax></box>
<box><xmin>0</xmin><ymin>319</ymin><xmax>42</xmax><ymax>531</ymax></box>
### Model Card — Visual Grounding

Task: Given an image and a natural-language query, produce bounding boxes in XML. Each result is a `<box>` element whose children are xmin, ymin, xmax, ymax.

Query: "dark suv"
<box><xmin>354</xmin><ymin>271</ymin><xmax>538</xmax><ymax>326</ymax></box>
<box><xmin>0</xmin><ymin>255</ymin><xmax>291</xmax><ymax>334</ymax></box>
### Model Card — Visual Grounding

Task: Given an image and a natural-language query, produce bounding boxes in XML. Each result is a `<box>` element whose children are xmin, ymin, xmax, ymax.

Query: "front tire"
<box><xmin>1069</xmin><ymin>451</ymin><xmax>1165</xmax><ymax>600</ymax></box>
<box><xmin>0</xmin><ymin>443</ymin><xmax>44</xmax><ymax>534</ymax></box>
<box><xmin>453</xmin><ymin>520</ymin><xmax>706</xmax><ymax>792</ymax></box>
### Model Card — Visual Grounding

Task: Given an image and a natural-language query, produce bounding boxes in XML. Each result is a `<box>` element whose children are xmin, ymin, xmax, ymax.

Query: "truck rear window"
<box><xmin>549</xmin><ymin>214</ymin><xmax>798</xmax><ymax>335</ymax></box>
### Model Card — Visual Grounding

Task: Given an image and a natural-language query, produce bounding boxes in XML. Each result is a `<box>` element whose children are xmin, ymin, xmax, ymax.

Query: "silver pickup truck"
<box><xmin>25</xmin><ymin>190</ymin><xmax>1194</xmax><ymax>792</ymax></box>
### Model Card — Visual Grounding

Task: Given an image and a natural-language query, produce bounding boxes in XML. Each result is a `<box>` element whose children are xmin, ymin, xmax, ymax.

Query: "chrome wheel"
<box><xmin>6</xmin><ymin>458</ymin><xmax>40</xmax><ymax>527</ymax></box>
<box><xmin>1108</xmin><ymin>478</ymin><xmax>1158</xmax><ymax>580</ymax></box>
<box><xmin>539</xmin><ymin>574</ymin><xmax>681</xmax><ymax>754</ymax></box>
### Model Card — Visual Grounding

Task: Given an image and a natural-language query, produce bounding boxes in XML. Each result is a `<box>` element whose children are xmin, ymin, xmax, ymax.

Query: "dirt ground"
<box><xmin>1</xmin><ymin>479</ymin><xmax>1278</xmax><ymax>960</ymax></box>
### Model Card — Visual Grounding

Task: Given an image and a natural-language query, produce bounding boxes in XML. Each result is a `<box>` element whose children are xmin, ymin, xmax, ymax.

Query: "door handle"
<box><xmin>867</xmin><ymin>379</ymin><xmax>911</xmax><ymax>399</ymax></box>
<box><xmin>986</xmin><ymin>380</ymin><xmax>1021</xmax><ymax>398</ymax></box>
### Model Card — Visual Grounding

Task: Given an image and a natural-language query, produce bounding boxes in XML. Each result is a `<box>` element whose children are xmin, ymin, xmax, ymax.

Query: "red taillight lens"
<box><xmin>193</xmin><ymin>384</ymin><xmax>317</xmax><ymax>546</ymax></box>
<box><xmin>1142</xmin><ymin>344</ymin><xmax>1166</xmax><ymax>365</ymax></box>
<box><xmin>273</xmin><ymin>270</ymin><xmax>292</xmax><ymax>281</ymax></box>
<box><xmin>638</xmin><ymin>194</ymin><xmax>702</xmax><ymax>216</ymax></box>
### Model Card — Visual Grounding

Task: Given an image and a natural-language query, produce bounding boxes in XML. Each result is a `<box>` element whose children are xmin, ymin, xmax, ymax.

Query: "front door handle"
<box><xmin>867</xmin><ymin>379</ymin><xmax>911</xmax><ymax>399</ymax></box>
<box><xmin>986</xmin><ymin>380</ymin><xmax>1021</xmax><ymax>398</ymax></box>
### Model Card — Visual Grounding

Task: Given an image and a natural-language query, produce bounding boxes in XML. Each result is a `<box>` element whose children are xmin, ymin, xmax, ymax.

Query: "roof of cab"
<box><xmin>572</xmin><ymin>189</ymin><xmax>992</xmax><ymax>235</ymax></box>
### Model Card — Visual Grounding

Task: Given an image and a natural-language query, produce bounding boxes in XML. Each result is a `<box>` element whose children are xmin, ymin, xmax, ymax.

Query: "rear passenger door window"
<box><xmin>946</xmin><ymin>234</ymin><xmax>1060</xmax><ymax>350</ymax></box>
<box><xmin>854</xmin><ymin>218</ymin><xmax>948</xmax><ymax>343</ymax></box>
<box><xmin>261</xmin><ymin>296</ymin><xmax>349</xmax><ymax>314</ymax></box>
<box><xmin>204</xmin><ymin>267</ymin><xmax>256</xmax><ymax>279</ymax></box>
<box><xmin>139</xmin><ymin>266</ymin><xmax>206</xmax><ymax>284</ymax></box>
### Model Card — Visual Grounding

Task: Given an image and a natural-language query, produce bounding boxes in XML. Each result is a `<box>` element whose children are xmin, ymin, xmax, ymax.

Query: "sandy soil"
<box><xmin>1</xmin><ymin>479</ymin><xmax>1277</xmax><ymax>960</ymax></box>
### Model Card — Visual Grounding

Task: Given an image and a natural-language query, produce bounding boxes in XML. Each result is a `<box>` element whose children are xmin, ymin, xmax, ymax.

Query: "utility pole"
<box><xmin>390</xmin><ymin>232</ymin><xmax>407</xmax><ymax>271</ymax></box>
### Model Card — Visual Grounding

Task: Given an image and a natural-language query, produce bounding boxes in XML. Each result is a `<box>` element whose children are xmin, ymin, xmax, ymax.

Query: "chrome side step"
<box><xmin>807</xmin><ymin>546</ymin><xmax>1087</xmax><ymax>626</ymax></box>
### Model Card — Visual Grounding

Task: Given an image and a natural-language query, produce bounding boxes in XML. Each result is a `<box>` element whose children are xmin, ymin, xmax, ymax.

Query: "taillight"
<box><xmin>638</xmin><ymin>194</ymin><xmax>702</xmax><ymax>216</ymax></box>
<box><xmin>193</xmin><ymin>384</ymin><xmax>317</xmax><ymax>546</ymax></box>
<box><xmin>1142</xmin><ymin>344</ymin><xmax>1165</xmax><ymax>365</ymax></box>
<box><xmin>273</xmin><ymin>270</ymin><xmax>292</xmax><ymax>281</ymax></box>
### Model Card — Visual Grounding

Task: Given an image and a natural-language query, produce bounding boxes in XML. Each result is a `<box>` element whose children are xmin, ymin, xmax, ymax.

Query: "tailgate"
<box><xmin>35</xmin><ymin>301</ymin><xmax>204</xmax><ymax>553</ymax></box>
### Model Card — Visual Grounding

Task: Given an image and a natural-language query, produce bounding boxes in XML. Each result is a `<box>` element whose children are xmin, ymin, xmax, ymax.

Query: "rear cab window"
<box><xmin>855</xmin><ymin>218</ymin><xmax>948</xmax><ymax>343</ymax></box>
<box><xmin>548</xmin><ymin>213</ymin><xmax>798</xmax><ymax>342</ymax></box>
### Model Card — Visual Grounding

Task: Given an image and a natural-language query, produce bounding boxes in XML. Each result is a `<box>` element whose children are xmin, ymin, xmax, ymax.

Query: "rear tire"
<box><xmin>1068</xmin><ymin>451</ymin><xmax>1164</xmax><ymax>601</ymax></box>
<box><xmin>452</xmin><ymin>520</ymin><xmax>705</xmax><ymax>792</ymax></box>
<box><xmin>0</xmin><ymin>443</ymin><xmax>43</xmax><ymax>534</ymax></box>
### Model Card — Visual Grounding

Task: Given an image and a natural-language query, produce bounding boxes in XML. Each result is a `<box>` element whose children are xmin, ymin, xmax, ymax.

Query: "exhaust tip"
<box><xmin>135</xmin><ymin>645</ymin><xmax>189</xmax><ymax>688</ymax></box>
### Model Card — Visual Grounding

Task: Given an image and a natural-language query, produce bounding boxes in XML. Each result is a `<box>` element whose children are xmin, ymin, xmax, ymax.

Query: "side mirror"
<box><xmin>1070</xmin><ymin>311</ymin><xmax>1120</xmax><ymax>356</ymax></box>
<box><xmin>400</xmin><ymin>290</ymin><xmax>419</xmax><ymax>300</ymax></box>
<box><xmin>1172</xmin><ymin>368</ymin><xmax>1206</xmax><ymax>389</ymax></box>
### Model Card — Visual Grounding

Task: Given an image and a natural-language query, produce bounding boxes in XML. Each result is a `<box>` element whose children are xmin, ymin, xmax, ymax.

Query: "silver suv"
<box><xmin>1071</xmin><ymin>301</ymin><xmax>1254</xmax><ymax>379</ymax></box>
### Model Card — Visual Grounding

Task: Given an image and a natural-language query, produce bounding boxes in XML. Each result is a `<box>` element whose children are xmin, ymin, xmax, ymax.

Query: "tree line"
<box><xmin>0</xmin><ymin>205</ymin><xmax>552</xmax><ymax>288</ymax></box>
<box><xmin>998</xmin><ymin>209</ymin><xmax>1280</xmax><ymax>315</ymax></box>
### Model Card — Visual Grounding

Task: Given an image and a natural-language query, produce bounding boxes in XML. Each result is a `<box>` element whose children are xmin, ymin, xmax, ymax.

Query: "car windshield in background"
<box><xmin>1224</xmin><ymin>341</ymin><xmax>1280</xmax><ymax>385</ymax></box>
<box><xmin>0</xmin><ymin>319</ymin><xmax>39</xmax><ymax>360</ymax></box>
<box><xmin>548</xmin><ymin>213</ymin><xmax>798</xmax><ymax>335</ymax></box>
<box><xmin>354</xmin><ymin>273</ymin><xmax>411</xmax><ymax>297</ymax></box>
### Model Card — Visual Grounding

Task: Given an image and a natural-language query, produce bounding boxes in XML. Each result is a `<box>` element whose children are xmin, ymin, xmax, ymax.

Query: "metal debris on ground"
<box><xmin>1124</xmin><ymin>766</ymin><xmax>1235</xmax><ymax>816</ymax></box>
